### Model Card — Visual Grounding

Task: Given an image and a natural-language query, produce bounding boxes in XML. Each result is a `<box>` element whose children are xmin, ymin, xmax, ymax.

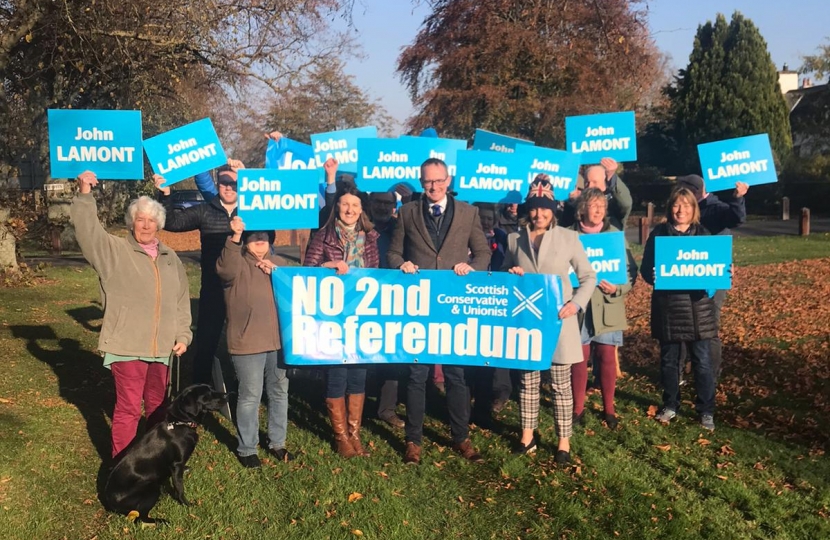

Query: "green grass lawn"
<box><xmin>1</xmin><ymin>236</ymin><xmax>829</xmax><ymax>539</ymax></box>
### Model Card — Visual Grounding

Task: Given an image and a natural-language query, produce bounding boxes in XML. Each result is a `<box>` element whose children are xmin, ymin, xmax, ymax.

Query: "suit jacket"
<box><xmin>388</xmin><ymin>196</ymin><xmax>491</xmax><ymax>271</ymax></box>
<box><xmin>501</xmin><ymin>225</ymin><xmax>597</xmax><ymax>365</ymax></box>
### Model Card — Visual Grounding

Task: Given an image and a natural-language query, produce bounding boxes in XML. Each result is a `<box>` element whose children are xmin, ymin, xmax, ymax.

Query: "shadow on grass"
<box><xmin>10</xmin><ymin>325</ymin><xmax>114</xmax><ymax>460</ymax></box>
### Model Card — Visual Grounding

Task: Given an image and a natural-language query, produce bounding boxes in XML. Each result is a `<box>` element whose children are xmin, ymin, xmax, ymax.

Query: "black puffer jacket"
<box><xmin>640</xmin><ymin>222</ymin><xmax>718</xmax><ymax>342</ymax></box>
<box><xmin>162</xmin><ymin>196</ymin><xmax>236</xmax><ymax>287</ymax></box>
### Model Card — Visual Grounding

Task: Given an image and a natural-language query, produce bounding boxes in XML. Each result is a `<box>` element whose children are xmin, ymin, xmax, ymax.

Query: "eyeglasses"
<box><xmin>587</xmin><ymin>203</ymin><xmax>607</xmax><ymax>210</ymax></box>
<box><xmin>421</xmin><ymin>178</ymin><xmax>449</xmax><ymax>187</ymax></box>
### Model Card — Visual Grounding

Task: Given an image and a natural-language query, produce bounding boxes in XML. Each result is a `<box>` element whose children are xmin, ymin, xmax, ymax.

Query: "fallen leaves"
<box><xmin>348</xmin><ymin>492</ymin><xmax>363</xmax><ymax>503</ymax></box>
<box><xmin>624</xmin><ymin>258</ymin><xmax>830</xmax><ymax>448</ymax></box>
<box><xmin>654</xmin><ymin>444</ymin><xmax>671</xmax><ymax>452</ymax></box>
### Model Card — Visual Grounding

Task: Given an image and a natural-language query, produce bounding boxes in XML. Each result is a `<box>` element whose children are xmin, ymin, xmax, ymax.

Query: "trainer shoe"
<box><xmin>267</xmin><ymin>447</ymin><xmax>295</xmax><ymax>462</ymax></box>
<box><xmin>655</xmin><ymin>408</ymin><xmax>677</xmax><ymax>424</ymax></box>
<box><xmin>700</xmin><ymin>414</ymin><xmax>715</xmax><ymax>432</ymax></box>
<box><xmin>238</xmin><ymin>454</ymin><xmax>261</xmax><ymax>469</ymax></box>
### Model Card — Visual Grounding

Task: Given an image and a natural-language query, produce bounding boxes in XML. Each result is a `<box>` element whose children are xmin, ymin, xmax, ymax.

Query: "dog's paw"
<box><xmin>175</xmin><ymin>497</ymin><xmax>192</xmax><ymax>507</ymax></box>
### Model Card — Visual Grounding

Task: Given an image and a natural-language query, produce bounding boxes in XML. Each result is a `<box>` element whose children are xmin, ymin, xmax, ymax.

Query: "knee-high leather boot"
<box><xmin>346</xmin><ymin>393</ymin><xmax>370</xmax><ymax>457</ymax></box>
<box><xmin>326</xmin><ymin>397</ymin><xmax>357</xmax><ymax>458</ymax></box>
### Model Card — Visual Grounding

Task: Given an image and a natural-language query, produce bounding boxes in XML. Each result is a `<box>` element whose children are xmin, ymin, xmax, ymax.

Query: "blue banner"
<box><xmin>515</xmin><ymin>145</ymin><xmax>581</xmax><ymax>200</ymax></box>
<box><xmin>266</xmin><ymin>137</ymin><xmax>318</xmax><ymax>171</ymax></box>
<box><xmin>472</xmin><ymin>129</ymin><xmax>535</xmax><ymax>153</ymax></box>
<box><xmin>565</xmin><ymin>111</ymin><xmax>637</xmax><ymax>163</ymax></box>
<box><xmin>568</xmin><ymin>231</ymin><xmax>628</xmax><ymax>287</ymax></box>
<box><xmin>273</xmin><ymin>268</ymin><xmax>564</xmax><ymax>368</ymax></box>
<box><xmin>453</xmin><ymin>150</ymin><xmax>526</xmax><ymax>204</ymax></box>
<box><xmin>697</xmin><ymin>134</ymin><xmax>777</xmax><ymax>191</ymax></box>
<box><xmin>237</xmin><ymin>169</ymin><xmax>320</xmax><ymax>230</ymax></box>
<box><xmin>48</xmin><ymin>109</ymin><xmax>144</xmax><ymax>180</ymax></box>
<box><xmin>310</xmin><ymin>126</ymin><xmax>377</xmax><ymax>174</ymax></box>
<box><xmin>654</xmin><ymin>236</ymin><xmax>732</xmax><ymax>290</ymax></box>
<box><xmin>143</xmin><ymin>118</ymin><xmax>228</xmax><ymax>187</ymax></box>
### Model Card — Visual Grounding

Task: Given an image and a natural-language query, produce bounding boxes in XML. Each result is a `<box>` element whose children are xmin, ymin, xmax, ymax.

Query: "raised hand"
<box><xmin>152</xmin><ymin>174</ymin><xmax>171</xmax><ymax>196</ymax></box>
<box><xmin>76</xmin><ymin>171</ymin><xmax>99</xmax><ymax>194</ymax></box>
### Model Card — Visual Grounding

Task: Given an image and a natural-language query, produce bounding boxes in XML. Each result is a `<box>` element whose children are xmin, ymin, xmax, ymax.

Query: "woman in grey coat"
<box><xmin>502</xmin><ymin>175</ymin><xmax>596</xmax><ymax>464</ymax></box>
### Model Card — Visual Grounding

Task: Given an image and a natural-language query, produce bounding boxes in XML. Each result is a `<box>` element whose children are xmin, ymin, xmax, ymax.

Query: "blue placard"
<box><xmin>472</xmin><ymin>129</ymin><xmax>535</xmax><ymax>153</ymax></box>
<box><xmin>398</xmin><ymin>135</ymin><xmax>467</xmax><ymax>177</ymax></box>
<box><xmin>515</xmin><ymin>145</ymin><xmax>582</xmax><ymax>200</ymax></box>
<box><xmin>565</xmin><ymin>111</ymin><xmax>637</xmax><ymax>163</ymax></box>
<box><xmin>654</xmin><ymin>236</ymin><xmax>732</xmax><ymax>290</ymax></box>
<box><xmin>143</xmin><ymin>118</ymin><xmax>228</xmax><ymax>187</ymax></box>
<box><xmin>273</xmin><ymin>268</ymin><xmax>564</xmax><ymax>368</ymax></box>
<box><xmin>266</xmin><ymin>137</ymin><xmax>318</xmax><ymax>171</ymax></box>
<box><xmin>48</xmin><ymin>109</ymin><xmax>144</xmax><ymax>180</ymax></box>
<box><xmin>310</xmin><ymin>126</ymin><xmax>377</xmax><ymax>174</ymax></box>
<box><xmin>453</xmin><ymin>150</ymin><xmax>526</xmax><ymax>204</ymax></box>
<box><xmin>568</xmin><ymin>231</ymin><xmax>628</xmax><ymax>287</ymax></box>
<box><xmin>357</xmin><ymin>137</ymin><xmax>467</xmax><ymax>192</ymax></box>
<box><xmin>237</xmin><ymin>169</ymin><xmax>320</xmax><ymax>231</ymax></box>
<box><xmin>697</xmin><ymin>134</ymin><xmax>777</xmax><ymax>191</ymax></box>
<box><xmin>356</xmin><ymin>137</ymin><xmax>432</xmax><ymax>192</ymax></box>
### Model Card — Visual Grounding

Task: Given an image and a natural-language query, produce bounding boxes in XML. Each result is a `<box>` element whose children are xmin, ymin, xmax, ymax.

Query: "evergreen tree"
<box><xmin>670</xmin><ymin>12</ymin><xmax>792</xmax><ymax>174</ymax></box>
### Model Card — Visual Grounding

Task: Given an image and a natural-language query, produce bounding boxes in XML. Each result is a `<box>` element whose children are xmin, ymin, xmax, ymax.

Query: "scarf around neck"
<box><xmin>335</xmin><ymin>220</ymin><xmax>366</xmax><ymax>268</ymax></box>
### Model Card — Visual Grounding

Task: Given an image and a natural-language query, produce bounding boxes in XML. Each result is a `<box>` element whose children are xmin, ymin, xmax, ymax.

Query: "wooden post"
<box><xmin>782</xmin><ymin>197</ymin><xmax>790</xmax><ymax>221</ymax></box>
<box><xmin>50</xmin><ymin>226</ymin><xmax>62</xmax><ymax>255</ymax></box>
<box><xmin>799</xmin><ymin>208</ymin><xmax>810</xmax><ymax>236</ymax></box>
<box><xmin>639</xmin><ymin>217</ymin><xmax>650</xmax><ymax>245</ymax></box>
<box><xmin>646</xmin><ymin>202</ymin><xmax>655</xmax><ymax>224</ymax></box>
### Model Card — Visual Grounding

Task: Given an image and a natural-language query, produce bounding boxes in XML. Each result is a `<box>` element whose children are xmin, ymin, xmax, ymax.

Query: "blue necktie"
<box><xmin>431</xmin><ymin>204</ymin><xmax>442</xmax><ymax>217</ymax></box>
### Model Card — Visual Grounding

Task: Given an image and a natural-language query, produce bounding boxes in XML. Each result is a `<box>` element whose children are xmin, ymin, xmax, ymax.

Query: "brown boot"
<box><xmin>346</xmin><ymin>393</ymin><xmax>370</xmax><ymax>457</ymax></box>
<box><xmin>326</xmin><ymin>397</ymin><xmax>357</xmax><ymax>458</ymax></box>
<box><xmin>404</xmin><ymin>441</ymin><xmax>421</xmax><ymax>465</ymax></box>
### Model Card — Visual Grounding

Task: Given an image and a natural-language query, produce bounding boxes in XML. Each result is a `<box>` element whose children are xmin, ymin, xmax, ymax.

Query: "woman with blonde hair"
<box><xmin>640</xmin><ymin>187</ymin><xmax>718</xmax><ymax>431</ymax></box>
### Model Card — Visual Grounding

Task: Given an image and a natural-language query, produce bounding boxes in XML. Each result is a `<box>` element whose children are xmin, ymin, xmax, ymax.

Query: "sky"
<box><xmin>331</xmin><ymin>0</ymin><xmax>830</xmax><ymax>129</ymax></box>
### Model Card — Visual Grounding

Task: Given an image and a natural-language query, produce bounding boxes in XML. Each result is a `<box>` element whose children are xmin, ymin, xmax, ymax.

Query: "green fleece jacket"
<box><xmin>70</xmin><ymin>193</ymin><xmax>192</xmax><ymax>357</ymax></box>
<box><xmin>572</xmin><ymin>222</ymin><xmax>637</xmax><ymax>336</ymax></box>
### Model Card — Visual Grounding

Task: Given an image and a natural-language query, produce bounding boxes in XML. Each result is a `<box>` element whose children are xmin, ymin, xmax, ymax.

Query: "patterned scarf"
<box><xmin>335</xmin><ymin>220</ymin><xmax>366</xmax><ymax>268</ymax></box>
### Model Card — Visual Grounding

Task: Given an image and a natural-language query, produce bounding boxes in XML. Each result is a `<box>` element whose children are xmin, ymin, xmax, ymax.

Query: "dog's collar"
<box><xmin>167</xmin><ymin>421</ymin><xmax>197</xmax><ymax>430</ymax></box>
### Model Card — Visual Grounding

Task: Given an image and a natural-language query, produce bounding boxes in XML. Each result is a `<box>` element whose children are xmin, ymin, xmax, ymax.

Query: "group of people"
<box><xmin>70</xmin><ymin>147</ymin><xmax>748</xmax><ymax>468</ymax></box>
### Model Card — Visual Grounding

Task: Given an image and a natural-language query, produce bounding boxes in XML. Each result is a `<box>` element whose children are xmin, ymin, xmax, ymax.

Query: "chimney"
<box><xmin>778</xmin><ymin>65</ymin><xmax>799</xmax><ymax>94</ymax></box>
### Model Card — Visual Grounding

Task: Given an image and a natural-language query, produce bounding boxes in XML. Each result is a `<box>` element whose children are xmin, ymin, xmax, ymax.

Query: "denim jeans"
<box><xmin>660</xmin><ymin>340</ymin><xmax>715</xmax><ymax>416</ymax></box>
<box><xmin>325</xmin><ymin>366</ymin><xmax>367</xmax><ymax>398</ymax></box>
<box><xmin>231</xmin><ymin>351</ymin><xmax>288</xmax><ymax>457</ymax></box>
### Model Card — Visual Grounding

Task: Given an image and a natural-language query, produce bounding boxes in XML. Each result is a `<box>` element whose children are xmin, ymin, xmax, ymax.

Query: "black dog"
<box><xmin>104</xmin><ymin>384</ymin><xmax>228</xmax><ymax>525</ymax></box>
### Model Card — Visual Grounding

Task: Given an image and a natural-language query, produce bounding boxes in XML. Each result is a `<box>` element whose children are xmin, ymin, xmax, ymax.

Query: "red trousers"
<box><xmin>571</xmin><ymin>344</ymin><xmax>617</xmax><ymax>416</ymax></box>
<box><xmin>110</xmin><ymin>361</ymin><xmax>169</xmax><ymax>458</ymax></box>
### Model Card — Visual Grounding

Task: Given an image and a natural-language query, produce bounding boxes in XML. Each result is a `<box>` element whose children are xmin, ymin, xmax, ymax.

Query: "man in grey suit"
<box><xmin>388</xmin><ymin>158</ymin><xmax>492</xmax><ymax>465</ymax></box>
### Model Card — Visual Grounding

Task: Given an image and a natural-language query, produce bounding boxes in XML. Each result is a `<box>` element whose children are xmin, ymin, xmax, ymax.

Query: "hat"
<box><xmin>242</xmin><ymin>230</ymin><xmax>275</xmax><ymax>245</ymax></box>
<box><xmin>525</xmin><ymin>174</ymin><xmax>557</xmax><ymax>211</ymax></box>
<box><xmin>676</xmin><ymin>175</ymin><xmax>704</xmax><ymax>197</ymax></box>
<box><xmin>217</xmin><ymin>167</ymin><xmax>238</xmax><ymax>185</ymax></box>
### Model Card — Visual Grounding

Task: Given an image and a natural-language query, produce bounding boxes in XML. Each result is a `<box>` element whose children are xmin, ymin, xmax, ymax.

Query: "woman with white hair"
<box><xmin>70</xmin><ymin>171</ymin><xmax>192</xmax><ymax>460</ymax></box>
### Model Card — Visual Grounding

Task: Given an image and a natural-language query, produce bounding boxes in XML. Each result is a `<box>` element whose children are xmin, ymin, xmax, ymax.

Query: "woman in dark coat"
<box><xmin>640</xmin><ymin>187</ymin><xmax>718</xmax><ymax>431</ymax></box>
<box><xmin>304</xmin><ymin>183</ymin><xmax>379</xmax><ymax>458</ymax></box>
